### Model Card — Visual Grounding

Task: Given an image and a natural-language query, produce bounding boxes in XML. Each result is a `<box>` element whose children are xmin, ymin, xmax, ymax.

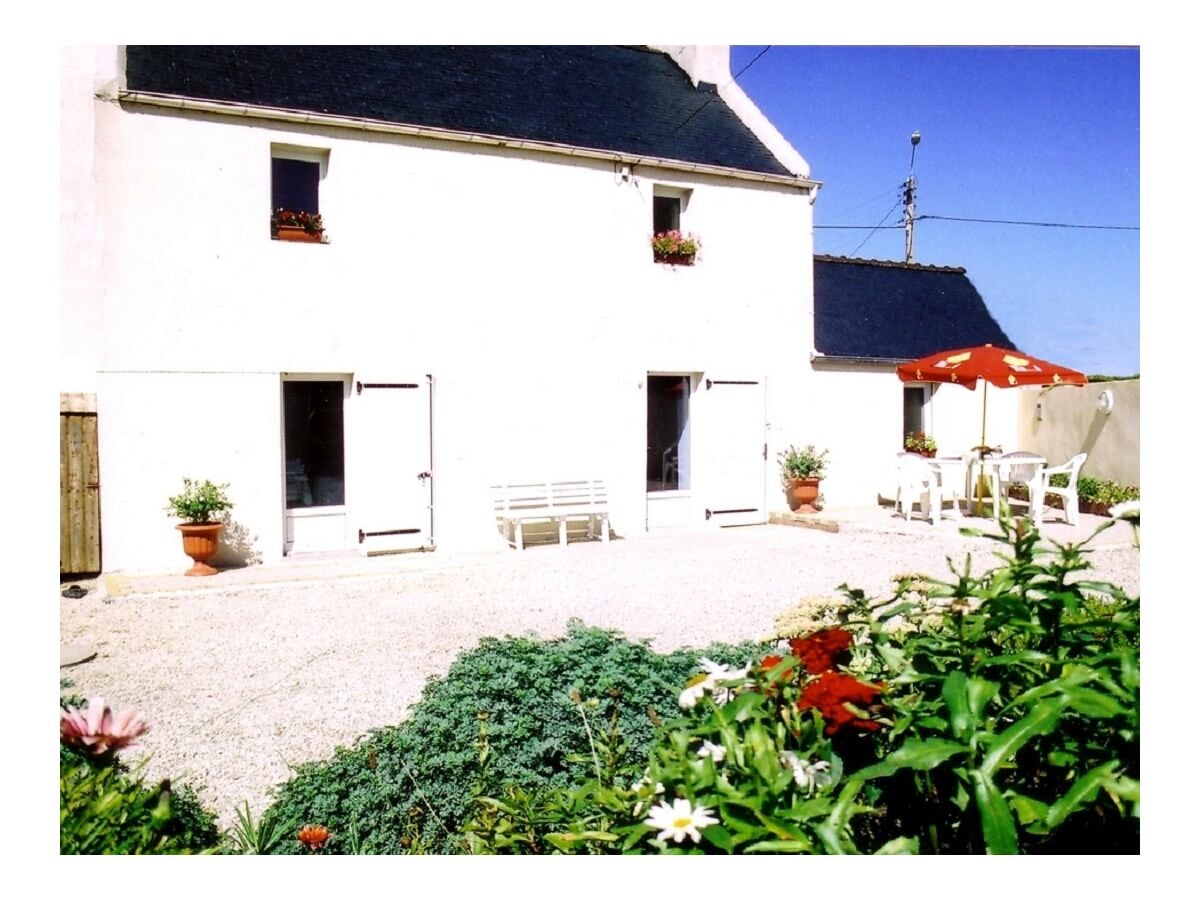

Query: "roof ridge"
<box><xmin>814</xmin><ymin>254</ymin><xmax>966</xmax><ymax>274</ymax></box>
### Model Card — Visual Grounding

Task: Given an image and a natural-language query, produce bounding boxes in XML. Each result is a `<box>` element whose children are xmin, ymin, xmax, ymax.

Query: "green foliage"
<box><xmin>225</xmin><ymin>801</ymin><xmax>286</xmax><ymax>854</ymax></box>
<box><xmin>165</xmin><ymin>477</ymin><xmax>233</xmax><ymax>524</ymax></box>
<box><xmin>462</xmin><ymin>517</ymin><xmax>1139</xmax><ymax>855</ymax></box>
<box><xmin>60</xmin><ymin>755</ymin><xmax>220</xmax><ymax>854</ymax></box>
<box><xmin>778</xmin><ymin>444</ymin><xmax>829</xmax><ymax>483</ymax></box>
<box><xmin>263</xmin><ymin>620</ymin><xmax>761</xmax><ymax>854</ymax></box>
<box><xmin>1074</xmin><ymin>476</ymin><xmax>1139</xmax><ymax>505</ymax></box>
<box><xmin>842</xmin><ymin>517</ymin><xmax>1140</xmax><ymax>853</ymax></box>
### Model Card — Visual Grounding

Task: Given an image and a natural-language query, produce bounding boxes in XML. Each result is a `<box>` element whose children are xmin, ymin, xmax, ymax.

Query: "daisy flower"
<box><xmin>644</xmin><ymin>797</ymin><xmax>719</xmax><ymax>844</ymax></box>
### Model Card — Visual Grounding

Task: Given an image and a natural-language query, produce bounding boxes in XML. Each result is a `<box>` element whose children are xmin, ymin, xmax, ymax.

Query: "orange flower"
<box><xmin>298</xmin><ymin>824</ymin><xmax>330</xmax><ymax>851</ymax></box>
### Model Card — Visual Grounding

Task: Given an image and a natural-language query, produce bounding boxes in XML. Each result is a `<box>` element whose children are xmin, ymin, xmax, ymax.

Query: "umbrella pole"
<box><xmin>975</xmin><ymin>381</ymin><xmax>989</xmax><ymax>516</ymax></box>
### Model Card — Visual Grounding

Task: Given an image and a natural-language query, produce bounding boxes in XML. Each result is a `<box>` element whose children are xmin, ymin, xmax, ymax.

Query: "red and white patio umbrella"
<box><xmin>897</xmin><ymin>343</ymin><xmax>1087</xmax><ymax>511</ymax></box>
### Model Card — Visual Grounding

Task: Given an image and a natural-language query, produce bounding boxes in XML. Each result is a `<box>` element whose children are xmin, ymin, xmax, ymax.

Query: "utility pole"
<box><xmin>904</xmin><ymin>131</ymin><xmax>920</xmax><ymax>263</ymax></box>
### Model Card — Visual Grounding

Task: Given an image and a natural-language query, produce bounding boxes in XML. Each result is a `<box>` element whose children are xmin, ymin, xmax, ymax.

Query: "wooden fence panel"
<box><xmin>60</xmin><ymin>394</ymin><xmax>101</xmax><ymax>574</ymax></box>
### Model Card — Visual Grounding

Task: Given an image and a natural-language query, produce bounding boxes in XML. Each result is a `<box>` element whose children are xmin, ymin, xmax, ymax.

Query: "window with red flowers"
<box><xmin>271</xmin><ymin>146</ymin><xmax>327</xmax><ymax>243</ymax></box>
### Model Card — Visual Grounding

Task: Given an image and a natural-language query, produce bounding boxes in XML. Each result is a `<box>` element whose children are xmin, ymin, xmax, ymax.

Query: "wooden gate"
<box><xmin>61</xmin><ymin>393</ymin><xmax>101</xmax><ymax>574</ymax></box>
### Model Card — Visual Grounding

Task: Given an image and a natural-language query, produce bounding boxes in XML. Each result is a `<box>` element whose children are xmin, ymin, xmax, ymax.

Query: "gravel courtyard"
<box><xmin>58</xmin><ymin>513</ymin><xmax>1140</xmax><ymax>829</ymax></box>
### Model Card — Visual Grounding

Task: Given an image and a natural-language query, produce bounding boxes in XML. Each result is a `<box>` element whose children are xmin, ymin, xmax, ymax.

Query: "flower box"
<box><xmin>650</xmin><ymin>230</ymin><xmax>700</xmax><ymax>266</ymax></box>
<box><xmin>271</xmin><ymin>209</ymin><xmax>325</xmax><ymax>243</ymax></box>
<box><xmin>274</xmin><ymin>225</ymin><xmax>324</xmax><ymax>243</ymax></box>
<box><xmin>653</xmin><ymin>251</ymin><xmax>695</xmax><ymax>266</ymax></box>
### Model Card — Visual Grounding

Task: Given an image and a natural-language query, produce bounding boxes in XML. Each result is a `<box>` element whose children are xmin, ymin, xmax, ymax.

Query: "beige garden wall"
<box><xmin>1017</xmin><ymin>379</ymin><xmax>1140</xmax><ymax>487</ymax></box>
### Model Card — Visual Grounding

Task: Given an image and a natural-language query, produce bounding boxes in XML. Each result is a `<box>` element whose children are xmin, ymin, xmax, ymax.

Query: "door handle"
<box><xmin>417</xmin><ymin>471</ymin><xmax>432</xmax><ymax>483</ymax></box>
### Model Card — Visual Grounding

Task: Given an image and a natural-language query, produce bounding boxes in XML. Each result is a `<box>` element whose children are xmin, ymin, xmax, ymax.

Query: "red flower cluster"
<box><xmin>759</xmin><ymin>629</ymin><xmax>888</xmax><ymax>736</ymax></box>
<box><xmin>799</xmin><ymin>672</ymin><xmax>885</xmax><ymax>735</ymax></box>
<box><xmin>789</xmin><ymin>628</ymin><xmax>852</xmax><ymax>674</ymax></box>
<box><xmin>298</xmin><ymin>824</ymin><xmax>330</xmax><ymax>851</ymax></box>
<box><xmin>271</xmin><ymin>208</ymin><xmax>324</xmax><ymax>234</ymax></box>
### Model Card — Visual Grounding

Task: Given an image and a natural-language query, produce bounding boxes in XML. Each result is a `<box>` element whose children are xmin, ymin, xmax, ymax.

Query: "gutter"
<box><xmin>810</xmin><ymin>352</ymin><xmax>912</xmax><ymax>368</ymax></box>
<box><xmin>116</xmin><ymin>90</ymin><xmax>820</xmax><ymax>192</ymax></box>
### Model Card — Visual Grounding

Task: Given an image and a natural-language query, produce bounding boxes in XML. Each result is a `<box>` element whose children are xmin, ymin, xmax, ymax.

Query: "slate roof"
<box><xmin>813</xmin><ymin>255</ymin><xmax>1015</xmax><ymax>361</ymax></box>
<box><xmin>123</xmin><ymin>45</ymin><xmax>792</xmax><ymax>177</ymax></box>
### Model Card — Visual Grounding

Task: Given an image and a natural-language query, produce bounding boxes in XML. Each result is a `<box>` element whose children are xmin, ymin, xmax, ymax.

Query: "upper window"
<box><xmin>650</xmin><ymin>186</ymin><xmax>698</xmax><ymax>265</ymax></box>
<box><xmin>271</xmin><ymin>146</ymin><xmax>327</xmax><ymax>242</ymax></box>
<box><xmin>653</xmin><ymin>195</ymin><xmax>681</xmax><ymax>234</ymax></box>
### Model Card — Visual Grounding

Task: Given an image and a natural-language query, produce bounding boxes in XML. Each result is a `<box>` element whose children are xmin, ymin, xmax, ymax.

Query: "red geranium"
<box><xmin>760</xmin><ymin>654</ymin><xmax>784</xmax><ymax>671</ymax></box>
<box><xmin>789</xmin><ymin>628</ymin><xmax>853</xmax><ymax>674</ymax></box>
<box><xmin>799</xmin><ymin>671</ymin><xmax>886</xmax><ymax>735</ymax></box>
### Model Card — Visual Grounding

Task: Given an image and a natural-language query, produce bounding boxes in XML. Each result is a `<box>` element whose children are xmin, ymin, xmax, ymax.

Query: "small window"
<box><xmin>651</xmin><ymin>186</ymin><xmax>696</xmax><ymax>264</ymax></box>
<box><xmin>653</xmin><ymin>195</ymin><xmax>681</xmax><ymax>233</ymax></box>
<box><xmin>272</xmin><ymin>158</ymin><xmax>319</xmax><ymax>213</ymax></box>
<box><xmin>271</xmin><ymin>147</ymin><xmax>327</xmax><ymax>242</ymax></box>
<box><xmin>903</xmin><ymin>384</ymin><xmax>932</xmax><ymax>443</ymax></box>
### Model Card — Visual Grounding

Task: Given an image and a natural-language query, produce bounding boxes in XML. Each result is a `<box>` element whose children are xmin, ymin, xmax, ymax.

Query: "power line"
<box><xmin>920</xmin><ymin>214</ymin><xmax>1138</xmax><ymax>231</ymax></box>
<box><xmin>849</xmin><ymin>200</ymin><xmax>902</xmax><ymax>256</ymax></box>
<box><xmin>816</xmin><ymin>214</ymin><xmax>1138</xmax><ymax>231</ymax></box>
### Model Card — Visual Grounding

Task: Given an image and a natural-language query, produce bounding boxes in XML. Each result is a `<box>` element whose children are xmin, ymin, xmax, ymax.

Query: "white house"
<box><xmin>61</xmin><ymin>44</ymin><xmax>833</xmax><ymax>572</ymax></box>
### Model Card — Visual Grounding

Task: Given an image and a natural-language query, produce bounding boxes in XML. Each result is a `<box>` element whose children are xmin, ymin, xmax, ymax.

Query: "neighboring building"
<box><xmin>61</xmin><ymin>45</ymin><xmax>824</xmax><ymax>572</ymax></box>
<box><xmin>809</xmin><ymin>255</ymin><xmax>1019</xmax><ymax>500</ymax></box>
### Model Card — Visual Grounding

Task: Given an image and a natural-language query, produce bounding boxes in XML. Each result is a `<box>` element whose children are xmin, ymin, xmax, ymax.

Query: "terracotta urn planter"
<box><xmin>176</xmin><ymin>523</ymin><xmax>224</xmax><ymax>576</ymax></box>
<box><xmin>786</xmin><ymin>477</ymin><xmax>821</xmax><ymax>514</ymax></box>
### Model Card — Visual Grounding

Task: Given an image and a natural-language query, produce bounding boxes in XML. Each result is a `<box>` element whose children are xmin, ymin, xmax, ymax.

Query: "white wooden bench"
<box><xmin>491</xmin><ymin>480</ymin><xmax>611</xmax><ymax>550</ymax></box>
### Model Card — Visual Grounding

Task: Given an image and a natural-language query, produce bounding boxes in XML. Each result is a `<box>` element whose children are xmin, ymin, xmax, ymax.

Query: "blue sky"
<box><xmin>732</xmin><ymin>45</ymin><xmax>1140</xmax><ymax>377</ymax></box>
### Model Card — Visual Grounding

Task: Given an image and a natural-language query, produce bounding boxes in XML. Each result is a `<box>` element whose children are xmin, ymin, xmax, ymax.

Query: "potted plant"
<box><xmin>904</xmin><ymin>431</ymin><xmax>937</xmax><ymax>457</ymax></box>
<box><xmin>650</xmin><ymin>230</ymin><xmax>700</xmax><ymax>265</ymax></box>
<box><xmin>778</xmin><ymin>444</ymin><xmax>829</xmax><ymax>513</ymax></box>
<box><xmin>166</xmin><ymin>478</ymin><xmax>233</xmax><ymax>576</ymax></box>
<box><xmin>271</xmin><ymin>208</ymin><xmax>325</xmax><ymax>243</ymax></box>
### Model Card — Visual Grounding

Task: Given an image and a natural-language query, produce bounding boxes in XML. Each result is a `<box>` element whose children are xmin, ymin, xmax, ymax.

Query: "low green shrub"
<box><xmin>264</xmin><ymin>620</ymin><xmax>761</xmax><ymax>854</ymax></box>
<box><xmin>1074</xmin><ymin>476</ymin><xmax>1139</xmax><ymax>506</ymax></box>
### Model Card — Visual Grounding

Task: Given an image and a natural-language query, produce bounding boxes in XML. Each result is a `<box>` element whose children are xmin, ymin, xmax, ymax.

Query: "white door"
<box><xmin>352</xmin><ymin>376</ymin><xmax>434</xmax><ymax>553</ymax></box>
<box><xmin>701</xmin><ymin>377</ymin><xmax>767</xmax><ymax>527</ymax></box>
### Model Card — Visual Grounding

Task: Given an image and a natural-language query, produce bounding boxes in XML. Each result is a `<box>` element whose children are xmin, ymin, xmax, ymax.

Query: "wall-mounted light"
<box><xmin>1096</xmin><ymin>389</ymin><xmax>1114</xmax><ymax>415</ymax></box>
<box><xmin>1035</xmin><ymin>401</ymin><xmax>1044</xmax><ymax>421</ymax></box>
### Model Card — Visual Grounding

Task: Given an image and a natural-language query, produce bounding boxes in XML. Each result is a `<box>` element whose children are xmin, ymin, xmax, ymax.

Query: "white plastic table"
<box><xmin>968</xmin><ymin>454</ymin><xmax>1046</xmax><ymax>519</ymax></box>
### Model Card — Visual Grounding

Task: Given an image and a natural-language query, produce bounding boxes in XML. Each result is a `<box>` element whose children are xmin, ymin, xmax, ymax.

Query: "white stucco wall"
<box><xmin>807</xmin><ymin>362</ymin><xmax>1023</xmax><ymax>505</ymax></box>
<box><xmin>74</xmin><ymin>49</ymin><xmax>819</xmax><ymax>572</ymax></box>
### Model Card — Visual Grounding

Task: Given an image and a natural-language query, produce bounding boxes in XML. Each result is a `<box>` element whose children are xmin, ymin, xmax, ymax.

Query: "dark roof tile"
<box><xmin>813</xmin><ymin>255</ymin><xmax>1014</xmax><ymax>360</ymax></box>
<box><xmin>124</xmin><ymin>45</ymin><xmax>792</xmax><ymax>177</ymax></box>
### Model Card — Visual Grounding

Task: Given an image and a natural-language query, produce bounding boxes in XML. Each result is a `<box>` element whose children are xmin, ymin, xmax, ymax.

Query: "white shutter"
<box><xmin>352</xmin><ymin>376</ymin><xmax>434</xmax><ymax>552</ymax></box>
<box><xmin>701</xmin><ymin>377</ymin><xmax>767</xmax><ymax>527</ymax></box>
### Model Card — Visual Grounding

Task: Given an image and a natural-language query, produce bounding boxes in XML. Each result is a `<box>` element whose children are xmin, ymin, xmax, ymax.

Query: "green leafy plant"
<box><xmin>263</xmin><ymin>621</ymin><xmax>759</xmax><ymax>854</ymax></box>
<box><xmin>838</xmin><ymin>517</ymin><xmax>1139</xmax><ymax>853</ymax></box>
<box><xmin>904</xmin><ymin>432</ymin><xmax>937</xmax><ymax>453</ymax></box>
<box><xmin>59</xmin><ymin>697</ymin><xmax>221</xmax><ymax>854</ymax></box>
<box><xmin>1074</xmin><ymin>476</ymin><xmax>1139</xmax><ymax>506</ymax></box>
<box><xmin>226</xmin><ymin>801</ymin><xmax>285</xmax><ymax>854</ymax></box>
<box><xmin>60</xmin><ymin>756</ymin><xmax>220</xmax><ymax>854</ymax></box>
<box><xmin>778</xmin><ymin>444</ymin><xmax>829</xmax><ymax>484</ymax></box>
<box><xmin>165</xmin><ymin>478</ymin><xmax>233</xmax><ymax>524</ymax></box>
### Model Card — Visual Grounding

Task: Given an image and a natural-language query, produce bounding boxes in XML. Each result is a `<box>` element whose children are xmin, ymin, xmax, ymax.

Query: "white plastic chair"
<box><xmin>989</xmin><ymin>451</ymin><xmax>1046</xmax><ymax>523</ymax></box>
<box><xmin>1039</xmin><ymin>452</ymin><xmax>1088</xmax><ymax>526</ymax></box>
<box><xmin>895</xmin><ymin>452</ymin><xmax>941</xmax><ymax>524</ymax></box>
<box><xmin>931</xmin><ymin>455</ymin><xmax>968</xmax><ymax>518</ymax></box>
